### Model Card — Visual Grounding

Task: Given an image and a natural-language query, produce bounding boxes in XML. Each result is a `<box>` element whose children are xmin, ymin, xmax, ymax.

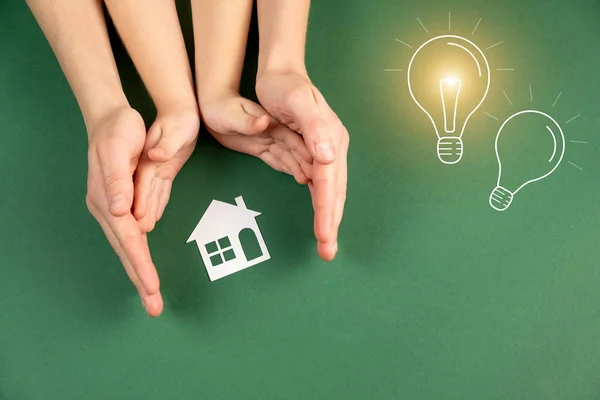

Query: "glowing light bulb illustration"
<box><xmin>490</xmin><ymin>110</ymin><xmax>565</xmax><ymax>211</ymax></box>
<box><xmin>407</xmin><ymin>35</ymin><xmax>490</xmax><ymax>164</ymax></box>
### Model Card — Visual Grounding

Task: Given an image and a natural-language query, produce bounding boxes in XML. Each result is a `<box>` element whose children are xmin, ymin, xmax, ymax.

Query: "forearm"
<box><xmin>104</xmin><ymin>0</ymin><xmax>196</xmax><ymax>114</ymax></box>
<box><xmin>256</xmin><ymin>0</ymin><xmax>310</xmax><ymax>77</ymax></box>
<box><xmin>26</xmin><ymin>0</ymin><xmax>128</xmax><ymax>130</ymax></box>
<box><xmin>192</xmin><ymin>0</ymin><xmax>254</xmax><ymax>106</ymax></box>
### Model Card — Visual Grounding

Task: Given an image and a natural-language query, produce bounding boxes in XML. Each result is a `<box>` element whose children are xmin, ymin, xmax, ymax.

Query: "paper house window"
<box><xmin>204</xmin><ymin>236</ymin><xmax>236</xmax><ymax>267</ymax></box>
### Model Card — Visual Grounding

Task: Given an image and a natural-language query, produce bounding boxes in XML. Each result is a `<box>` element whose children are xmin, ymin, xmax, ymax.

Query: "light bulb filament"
<box><xmin>440</xmin><ymin>78</ymin><xmax>462</xmax><ymax>134</ymax></box>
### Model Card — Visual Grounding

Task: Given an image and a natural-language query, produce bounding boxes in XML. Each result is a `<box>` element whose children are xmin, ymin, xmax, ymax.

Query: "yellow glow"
<box><xmin>443</xmin><ymin>76</ymin><xmax>459</xmax><ymax>85</ymax></box>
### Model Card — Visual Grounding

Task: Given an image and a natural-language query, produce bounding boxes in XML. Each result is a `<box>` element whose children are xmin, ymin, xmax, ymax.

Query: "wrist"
<box><xmin>197</xmin><ymin>85</ymin><xmax>239</xmax><ymax>111</ymax></box>
<box><xmin>77</xmin><ymin>88</ymin><xmax>130</xmax><ymax>132</ymax></box>
<box><xmin>257</xmin><ymin>54</ymin><xmax>307</xmax><ymax>80</ymax></box>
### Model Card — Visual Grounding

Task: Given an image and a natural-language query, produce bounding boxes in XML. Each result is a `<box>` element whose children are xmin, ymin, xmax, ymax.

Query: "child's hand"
<box><xmin>85</xmin><ymin>106</ymin><xmax>163</xmax><ymax>317</ymax></box>
<box><xmin>256</xmin><ymin>71</ymin><xmax>349</xmax><ymax>261</ymax></box>
<box><xmin>132</xmin><ymin>108</ymin><xmax>200</xmax><ymax>233</ymax></box>
<box><xmin>201</xmin><ymin>93</ymin><xmax>313</xmax><ymax>184</ymax></box>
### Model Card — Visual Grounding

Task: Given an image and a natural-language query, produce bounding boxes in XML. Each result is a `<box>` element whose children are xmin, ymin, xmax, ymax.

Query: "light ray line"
<box><xmin>569</xmin><ymin>140</ymin><xmax>588</xmax><ymax>144</ymax></box>
<box><xmin>502</xmin><ymin>91</ymin><xmax>513</xmax><ymax>107</ymax></box>
<box><xmin>496</xmin><ymin>68</ymin><xmax>514</xmax><ymax>71</ymax></box>
<box><xmin>484</xmin><ymin>112</ymin><xmax>499</xmax><ymax>121</ymax></box>
<box><xmin>529</xmin><ymin>84</ymin><xmax>533</xmax><ymax>102</ymax></box>
<box><xmin>552</xmin><ymin>92</ymin><xmax>562</xmax><ymax>108</ymax></box>
<box><xmin>395</xmin><ymin>39</ymin><xmax>413</xmax><ymax>48</ymax></box>
<box><xmin>416</xmin><ymin>17</ymin><xmax>428</xmax><ymax>32</ymax></box>
<box><xmin>449</xmin><ymin>12</ymin><xmax>451</xmax><ymax>31</ymax></box>
<box><xmin>568</xmin><ymin>161</ymin><xmax>583</xmax><ymax>171</ymax></box>
<box><xmin>485</xmin><ymin>41</ymin><xmax>504</xmax><ymax>50</ymax></box>
<box><xmin>565</xmin><ymin>114</ymin><xmax>581</xmax><ymax>124</ymax></box>
<box><xmin>472</xmin><ymin>18</ymin><xmax>482</xmax><ymax>35</ymax></box>
<box><xmin>382</xmin><ymin>69</ymin><xmax>403</xmax><ymax>72</ymax></box>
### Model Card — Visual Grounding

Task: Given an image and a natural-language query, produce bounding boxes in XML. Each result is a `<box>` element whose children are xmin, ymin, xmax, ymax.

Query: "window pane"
<box><xmin>205</xmin><ymin>241</ymin><xmax>218</xmax><ymax>254</ymax></box>
<box><xmin>218</xmin><ymin>236</ymin><xmax>231</xmax><ymax>249</ymax></box>
<box><xmin>223</xmin><ymin>249</ymin><xmax>236</xmax><ymax>262</ymax></box>
<box><xmin>210</xmin><ymin>253</ymin><xmax>223</xmax><ymax>266</ymax></box>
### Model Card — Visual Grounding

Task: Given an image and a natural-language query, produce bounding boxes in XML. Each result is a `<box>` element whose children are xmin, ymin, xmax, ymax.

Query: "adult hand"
<box><xmin>201</xmin><ymin>93</ymin><xmax>313</xmax><ymax>184</ymax></box>
<box><xmin>256</xmin><ymin>72</ymin><xmax>349</xmax><ymax>261</ymax></box>
<box><xmin>85</xmin><ymin>106</ymin><xmax>163</xmax><ymax>317</ymax></box>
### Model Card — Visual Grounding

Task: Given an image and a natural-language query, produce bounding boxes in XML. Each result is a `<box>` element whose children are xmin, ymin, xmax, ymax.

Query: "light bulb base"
<box><xmin>437</xmin><ymin>137</ymin><xmax>463</xmax><ymax>164</ymax></box>
<box><xmin>489</xmin><ymin>186</ymin><xmax>513</xmax><ymax>211</ymax></box>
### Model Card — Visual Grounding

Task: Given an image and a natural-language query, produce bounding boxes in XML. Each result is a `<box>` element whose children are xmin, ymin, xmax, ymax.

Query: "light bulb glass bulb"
<box><xmin>490</xmin><ymin>110</ymin><xmax>565</xmax><ymax>211</ymax></box>
<box><xmin>407</xmin><ymin>35</ymin><xmax>490</xmax><ymax>164</ymax></box>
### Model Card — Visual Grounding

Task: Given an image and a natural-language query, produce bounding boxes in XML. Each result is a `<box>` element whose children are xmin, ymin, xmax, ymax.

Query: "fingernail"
<box><xmin>316</xmin><ymin>142</ymin><xmax>336</xmax><ymax>161</ymax></box>
<box><xmin>110</xmin><ymin>194</ymin><xmax>127</xmax><ymax>211</ymax></box>
<box><xmin>141</xmin><ymin>299</ymin><xmax>148</xmax><ymax>313</ymax></box>
<box><xmin>333</xmin><ymin>241</ymin><xmax>338</xmax><ymax>254</ymax></box>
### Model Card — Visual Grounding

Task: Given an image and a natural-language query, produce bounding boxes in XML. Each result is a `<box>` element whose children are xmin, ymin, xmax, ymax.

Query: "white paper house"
<box><xmin>187</xmin><ymin>196</ymin><xmax>270</xmax><ymax>281</ymax></box>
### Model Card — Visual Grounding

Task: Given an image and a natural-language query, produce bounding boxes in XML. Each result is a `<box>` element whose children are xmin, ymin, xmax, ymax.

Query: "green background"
<box><xmin>2</xmin><ymin>0</ymin><xmax>600</xmax><ymax>398</ymax></box>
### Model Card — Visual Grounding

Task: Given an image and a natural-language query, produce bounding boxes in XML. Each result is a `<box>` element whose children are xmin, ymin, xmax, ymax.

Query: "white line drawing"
<box><xmin>440</xmin><ymin>78</ymin><xmax>462</xmax><ymax>133</ymax></box>
<box><xmin>485</xmin><ymin>41</ymin><xmax>504</xmax><ymax>50</ymax></box>
<box><xmin>490</xmin><ymin>110</ymin><xmax>565</xmax><ymax>211</ymax></box>
<box><xmin>448</xmin><ymin>12</ymin><xmax>451</xmax><ymax>31</ymax></box>
<box><xmin>187</xmin><ymin>196</ymin><xmax>270</xmax><ymax>281</ymax></box>
<box><xmin>565</xmin><ymin>114</ymin><xmax>581</xmax><ymax>124</ymax></box>
<box><xmin>568</xmin><ymin>161</ymin><xmax>583</xmax><ymax>170</ymax></box>
<box><xmin>529</xmin><ymin>84</ymin><xmax>533</xmax><ymax>102</ymax></box>
<box><xmin>407</xmin><ymin>35</ymin><xmax>490</xmax><ymax>165</ymax></box>
<box><xmin>383</xmin><ymin>69</ymin><xmax>403</xmax><ymax>72</ymax></box>
<box><xmin>502</xmin><ymin>90</ymin><xmax>513</xmax><ymax>106</ymax></box>
<box><xmin>569</xmin><ymin>140</ymin><xmax>587</xmax><ymax>144</ymax></box>
<box><xmin>496</xmin><ymin>68</ymin><xmax>515</xmax><ymax>71</ymax></box>
<box><xmin>484</xmin><ymin>112</ymin><xmax>499</xmax><ymax>121</ymax></box>
<box><xmin>552</xmin><ymin>92</ymin><xmax>562</xmax><ymax>108</ymax></box>
<box><xmin>472</xmin><ymin>18</ymin><xmax>482</xmax><ymax>35</ymax></box>
<box><xmin>416</xmin><ymin>17</ymin><xmax>428</xmax><ymax>32</ymax></box>
<box><xmin>395</xmin><ymin>39</ymin><xmax>413</xmax><ymax>48</ymax></box>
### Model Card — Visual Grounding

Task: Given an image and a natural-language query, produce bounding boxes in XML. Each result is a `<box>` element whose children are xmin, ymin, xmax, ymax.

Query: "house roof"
<box><xmin>186</xmin><ymin>196</ymin><xmax>261</xmax><ymax>243</ymax></box>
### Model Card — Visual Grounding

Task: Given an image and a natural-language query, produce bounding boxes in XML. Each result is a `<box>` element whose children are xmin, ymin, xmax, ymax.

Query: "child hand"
<box><xmin>256</xmin><ymin>71</ymin><xmax>349</xmax><ymax>261</ymax></box>
<box><xmin>132</xmin><ymin>108</ymin><xmax>200</xmax><ymax>233</ymax></box>
<box><xmin>201</xmin><ymin>93</ymin><xmax>313</xmax><ymax>184</ymax></box>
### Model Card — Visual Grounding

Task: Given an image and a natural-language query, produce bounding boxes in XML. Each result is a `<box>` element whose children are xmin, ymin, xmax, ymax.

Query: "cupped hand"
<box><xmin>256</xmin><ymin>72</ymin><xmax>349</xmax><ymax>261</ymax></box>
<box><xmin>201</xmin><ymin>92</ymin><xmax>313</xmax><ymax>184</ymax></box>
<box><xmin>132</xmin><ymin>108</ymin><xmax>200</xmax><ymax>233</ymax></box>
<box><xmin>85</xmin><ymin>106</ymin><xmax>163</xmax><ymax>316</ymax></box>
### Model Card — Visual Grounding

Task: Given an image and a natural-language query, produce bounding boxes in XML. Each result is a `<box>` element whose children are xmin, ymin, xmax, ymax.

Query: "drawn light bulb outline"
<box><xmin>407</xmin><ymin>35</ymin><xmax>491</xmax><ymax>165</ymax></box>
<box><xmin>489</xmin><ymin>110</ymin><xmax>565</xmax><ymax>212</ymax></box>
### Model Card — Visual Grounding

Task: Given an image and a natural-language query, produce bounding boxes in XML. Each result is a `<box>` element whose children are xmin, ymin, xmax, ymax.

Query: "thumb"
<box><xmin>224</xmin><ymin>99</ymin><xmax>271</xmax><ymax>135</ymax></box>
<box><xmin>287</xmin><ymin>86</ymin><xmax>336</xmax><ymax>164</ymax></box>
<box><xmin>147</xmin><ymin>119</ymin><xmax>197</xmax><ymax>163</ymax></box>
<box><xmin>98</xmin><ymin>141</ymin><xmax>135</xmax><ymax>217</ymax></box>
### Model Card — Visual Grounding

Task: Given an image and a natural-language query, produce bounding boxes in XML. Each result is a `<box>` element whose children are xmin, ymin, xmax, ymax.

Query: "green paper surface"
<box><xmin>1</xmin><ymin>0</ymin><xmax>600</xmax><ymax>398</ymax></box>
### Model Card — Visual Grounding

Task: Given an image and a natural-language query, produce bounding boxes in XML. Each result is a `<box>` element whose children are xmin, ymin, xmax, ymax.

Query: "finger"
<box><xmin>312</xmin><ymin>160</ymin><xmax>337</xmax><ymax>251</ymax></box>
<box><xmin>286</xmin><ymin>86</ymin><xmax>336</xmax><ymax>164</ymax></box>
<box><xmin>294</xmin><ymin>153</ymin><xmax>314</xmax><ymax>180</ymax></box>
<box><xmin>270</xmin><ymin>124</ymin><xmax>313</xmax><ymax>164</ymax></box>
<box><xmin>148</xmin><ymin>122</ymin><xmax>195</xmax><ymax>163</ymax></box>
<box><xmin>259</xmin><ymin>152</ymin><xmax>289</xmax><ymax>174</ymax></box>
<box><xmin>156</xmin><ymin>179</ymin><xmax>172</xmax><ymax>221</ymax></box>
<box><xmin>153</xmin><ymin>179</ymin><xmax>164</xmax><ymax>223</ymax></box>
<box><xmin>140</xmin><ymin>180</ymin><xmax>158</xmax><ymax>233</ymax></box>
<box><xmin>108</xmin><ymin>212</ymin><xmax>160</xmax><ymax>296</ymax></box>
<box><xmin>133</xmin><ymin>162</ymin><xmax>157</xmax><ymax>220</ymax></box>
<box><xmin>93</xmin><ymin>208</ymin><xmax>163</xmax><ymax>316</ymax></box>
<box><xmin>269</xmin><ymin>143</ymin><xmax>308</xmax><ymax>184</ymax></box>
<box><xmin>332</xmin><ymin>141</ymin><xmax>348</xmax><ymax>238</ymax></box>
<box><xmin>224</xmin><ymin>99</ymin><xmax>270</xmax><ymax>136</ymax></box>
<box><xmin>326</xmin><ymin>132</ymin><xmax>349</xmax><ymax>259</ymax></box>
<box><xmin>97</xmin><ymin>140</ymin><xmax>135</xmax><ymax>217</ymax></box>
